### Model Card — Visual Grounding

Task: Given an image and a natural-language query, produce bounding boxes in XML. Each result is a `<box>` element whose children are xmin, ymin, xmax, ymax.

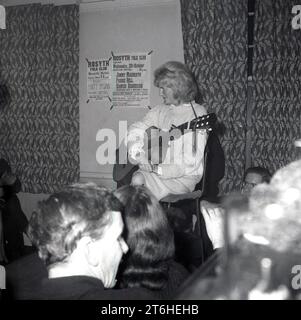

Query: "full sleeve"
<box><xmin>158</xmin><ymin>130</ymin><xmax>207</xmax><ymax>179</ymax></box>
<box><xmin>127</xmin><ymin>107</ymin><xmax>162</xmax><ymax>162</ymax></box>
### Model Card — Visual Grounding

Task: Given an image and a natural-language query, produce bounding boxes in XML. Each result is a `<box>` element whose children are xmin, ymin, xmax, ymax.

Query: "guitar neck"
<box><xmin>172</xmin><ymin>113</ymin><xmax>216</xmax><ymax>133</ymax></box>
<box><xmin>176</xmin><ymin>121</ymin><xmax>195</xmax><ymax>133</ymax></box>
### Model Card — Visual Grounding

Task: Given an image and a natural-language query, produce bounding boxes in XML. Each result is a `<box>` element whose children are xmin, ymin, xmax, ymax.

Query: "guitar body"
<box><xmin>113</xmin><ymin>128</ymin><xmax>170</xmax><ymax>183</ymax></box>
<box><xmin>113</xmin><ymin>113</ymin><xmax>217</xmax><ymax>183</ymax></box>
<box><xmin>114</xmin><ymin>162</ymin><xmax>139</xmax><ymax>188</ymax></box>
<box><xmin>112</xmin><ymin>145</ymin><xmax>137</xmax><ymax>183</ymax></box>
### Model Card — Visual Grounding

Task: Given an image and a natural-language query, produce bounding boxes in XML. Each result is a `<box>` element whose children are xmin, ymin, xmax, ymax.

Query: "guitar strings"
<box><xmin>190</xmin><ymin>101</ymin><xmax>198</xmax><ymax>154</ymax></box>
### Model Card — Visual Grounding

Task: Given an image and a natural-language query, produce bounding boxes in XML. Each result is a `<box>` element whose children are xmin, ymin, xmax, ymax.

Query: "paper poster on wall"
<box><xmin>87</xmin><ymin>58</ymin><xmax>111</xmax><ymax>101</ymax></box>
<box><xmin>111</xmin><ymin>52</ymin><xmax>151</xmax><ymax>107</ymax></box>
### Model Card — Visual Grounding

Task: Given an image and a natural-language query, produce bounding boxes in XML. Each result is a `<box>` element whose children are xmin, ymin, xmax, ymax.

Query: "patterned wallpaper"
<box><xmin>0</xmin><ymin>4</ymin><xmax>79</xmax><ymax>193</ymax></box>
<box><xmin>181</xmin><ymin>0</ymin><xmax>301</xmax><ymax>194</ymax></box>
<box><xmin>181</xmin><ymin>0</ymin><xmax>248</xmax><ymax>193</ymax></box>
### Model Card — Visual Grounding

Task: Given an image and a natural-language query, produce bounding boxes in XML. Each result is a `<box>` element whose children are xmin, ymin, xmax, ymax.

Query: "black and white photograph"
<box><xmin>0</xmin><ymin>0</ymin><xmax>301</xmax><ymax>308</ymax></box>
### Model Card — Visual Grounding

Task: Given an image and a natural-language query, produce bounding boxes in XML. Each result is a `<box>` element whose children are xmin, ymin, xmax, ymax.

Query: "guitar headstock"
<box><xmin>193</xmin><ymin>113</ymin><xmax>217</xmax><ymax>132</ymax></box>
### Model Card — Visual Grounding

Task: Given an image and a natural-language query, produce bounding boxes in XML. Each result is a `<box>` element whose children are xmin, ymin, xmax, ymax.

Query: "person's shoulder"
<box><xmin>194</xmin><ymin>103</ymin><xmax>207</xmax><ymax>116</ymax></box>
<box><xmin>83</xmin><ymin>286</ymin><xmax>158</xmax><ymax>300</ymax></box>
<box><xmin>6</xmin><ymin>252</ymin><xmax>42</xmax><ymax>273</ymax></box>
<box><xmin>5</xmin><ymin>193</ymin><xmax>23</xmax><ymax>212</ymax></box>
<box><xmin>130</xmin><ymin>105</ymin><xmax>163</xmax><ymax>125</ymax></box>
<box><xmin>117</xmin><ymin>287</ymin><xmax>159</xmax><ymax>300</ymax></box>
<box><xmin>168</xmin><ymin>260</ymin><xmax>190</xmax><ymax>282</ymax></box>
<box><xmin>169</xmin><ymin>260</ymin><xmax>190</xmax><ymax>273</ymax></box>
<box><xmin>148</xmin><ymin>104</ymin><xmax>166</xmax><ymax>115</ymax></box>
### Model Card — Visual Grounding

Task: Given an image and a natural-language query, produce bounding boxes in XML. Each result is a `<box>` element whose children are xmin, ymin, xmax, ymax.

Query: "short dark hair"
<box><xmin>28</xmin><ymin>183</ymin><xmax>122</xmax><ymax>267</ymax></box>
<box><xmin>153</xmin><ymin>61</ymin><xmax>198</xmax><ymax>104</ymax></box>
<box><xmin>114</xmin><ymin>185</ymin><xmax>175</xmax><ymax>291</ymax></box>
<box><xmin>244</xmin><ymin>166</ymin><xmax>272</xmax><ymax>183</ymax></box>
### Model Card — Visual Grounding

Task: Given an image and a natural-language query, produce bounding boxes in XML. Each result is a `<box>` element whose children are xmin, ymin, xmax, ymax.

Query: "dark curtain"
<box><xmin>251</xmin><ymin>0</ymin><xmax>301</xmax><ymax>174</ymax></box>
<box><xmin>180</xmin><ymin>0</ymin><xmax>248</xmax><ymax>194</ymax></box>
<box><xmin>181</xmin><ymin>0</ymin><xmax>301</xmax><ymax>194</ymax></box>
<box><xmin>0</xmin><ymin>4</ymin><xmax>79</xmax><ymax>193</ymax></box>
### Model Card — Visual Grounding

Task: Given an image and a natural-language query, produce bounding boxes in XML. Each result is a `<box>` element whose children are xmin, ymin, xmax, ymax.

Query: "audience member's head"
<box><xmin>28</xmin><ymin>183</ymin><xmax>128</xmax><ymax>288</ymax></box>
<box><xmin>242</xmin><ymin>166</ymin><xmax>272</xmax><ymax>194</ymax></box>
<box><xmin>241</xmin><ymin>159</ymin><xmax>301</xmax><ymax>253</ymax></box>
<box><xmin>114</xmin><ymin>185</ymin><xmax>175</xmax><ymax>291</ymax></box>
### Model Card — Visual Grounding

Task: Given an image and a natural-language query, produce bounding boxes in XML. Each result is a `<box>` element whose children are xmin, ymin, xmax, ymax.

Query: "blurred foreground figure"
<box><xmin>0</xmin><ymin>159</ymin><xmax>28</xmax><ymax>262</ymax></box>
<box><xmin>199</xmin><ymin>165</ymin><xmax>272</xmax><ymax>250</ymax></box>
<box><xmin>178</xmin><ymin>159</ymin><xmax>301</xmax><ymax>300</ymax></box>
<box><xmin>14</xmin><ymin>183</ymin><xmax>155</xmax><ymax>300</ymax></box>
<box><xmin>114</xmin><ymin>185</ymin><xmax>189</xmax><ymax>299</ymax></box>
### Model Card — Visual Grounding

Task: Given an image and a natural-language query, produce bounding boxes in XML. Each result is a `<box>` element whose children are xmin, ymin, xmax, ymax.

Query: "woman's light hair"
<box><xmin>154</xmin><ymin>61</ymin><xmax>199</xmax><ymax>104</ymax></box>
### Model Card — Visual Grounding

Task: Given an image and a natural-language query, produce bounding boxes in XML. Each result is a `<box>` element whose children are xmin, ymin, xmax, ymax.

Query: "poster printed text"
<box><xmin>111</xmin><ymin>53</ymin><xmax>150</xmax><ymax>107</ymax></box>
<box><xmin>87</xmin><ymin>59</ymin><xmax>111</xmax><ymax>102</ymax></box>
<box><xmin>87</xmin><ymin>53</ymin><xmax>151</xmax><ymax>107</ymax></box>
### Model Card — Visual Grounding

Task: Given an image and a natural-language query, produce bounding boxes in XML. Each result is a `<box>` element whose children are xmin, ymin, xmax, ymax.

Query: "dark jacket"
<box><xmin>197</xmin><ymin>131</ymin><xmax>225</xmax><ymax>202</ymax></box>
<box><xmin>5</xmin><ymin>252</ymin><xmax>157</xmax><ymax>300</ymax></box>
<box><xmin>1</xmin><ymin>178</ymin><xmax>28</xmax><ymax>262</ymax></box>
<box><xmin>20</xmin><ymin>276</ymin><xmax>157</xmax><ymax>300</ymax></box>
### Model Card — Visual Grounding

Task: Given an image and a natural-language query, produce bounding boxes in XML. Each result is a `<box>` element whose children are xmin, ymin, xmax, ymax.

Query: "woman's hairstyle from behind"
<box><xmin>28</xmin><ymin>183</ymin><xmax>122</xmax><ymax>267</ymax></box>
<box><xmin>154</xmin><ymin>61</ymin><xmax>198</xmax><ymax>104</ymax></box>
<box><xmin>114</xmin><ymin>185</ymin><xmax>175</xmax><ymax>291</ymax></box>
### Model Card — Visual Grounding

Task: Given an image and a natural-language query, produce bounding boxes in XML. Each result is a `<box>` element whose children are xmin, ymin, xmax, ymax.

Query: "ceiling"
<box><xmin>0</xmin><ymin>0</ymin><xmax>116</xmax><ymax>6</ymax></box>
<box><xmin>1</xmin><ymin>0</ymin><xmax>77</xmax><ymax>5</ymax></box>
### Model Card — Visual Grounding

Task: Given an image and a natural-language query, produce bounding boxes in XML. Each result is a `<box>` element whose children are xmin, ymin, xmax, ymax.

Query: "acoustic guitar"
<box><xmin>113</xmin><ymin>113</ymin><xmax>217</xmax><ymax>183</ymax></box>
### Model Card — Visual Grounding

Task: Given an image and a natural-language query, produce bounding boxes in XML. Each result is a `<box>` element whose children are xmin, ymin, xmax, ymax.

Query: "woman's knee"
<box><xmin>131</xmin><ymin>172</ymin><xmax>145</xmax><ymax>186</ymax></box>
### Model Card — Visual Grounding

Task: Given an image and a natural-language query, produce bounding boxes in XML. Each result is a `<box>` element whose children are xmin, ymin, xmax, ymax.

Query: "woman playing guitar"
<box><xmin>121</xmin><ymin>61</ymin><xmax>209</xmax><ymax>200</ymax></box>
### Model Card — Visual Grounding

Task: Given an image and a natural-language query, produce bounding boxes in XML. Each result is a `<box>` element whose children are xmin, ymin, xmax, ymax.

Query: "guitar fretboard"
<box><xmin>171</xmin><ymin>113</ymin><xmax>217</xmax><ymax>133</ymax></box>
